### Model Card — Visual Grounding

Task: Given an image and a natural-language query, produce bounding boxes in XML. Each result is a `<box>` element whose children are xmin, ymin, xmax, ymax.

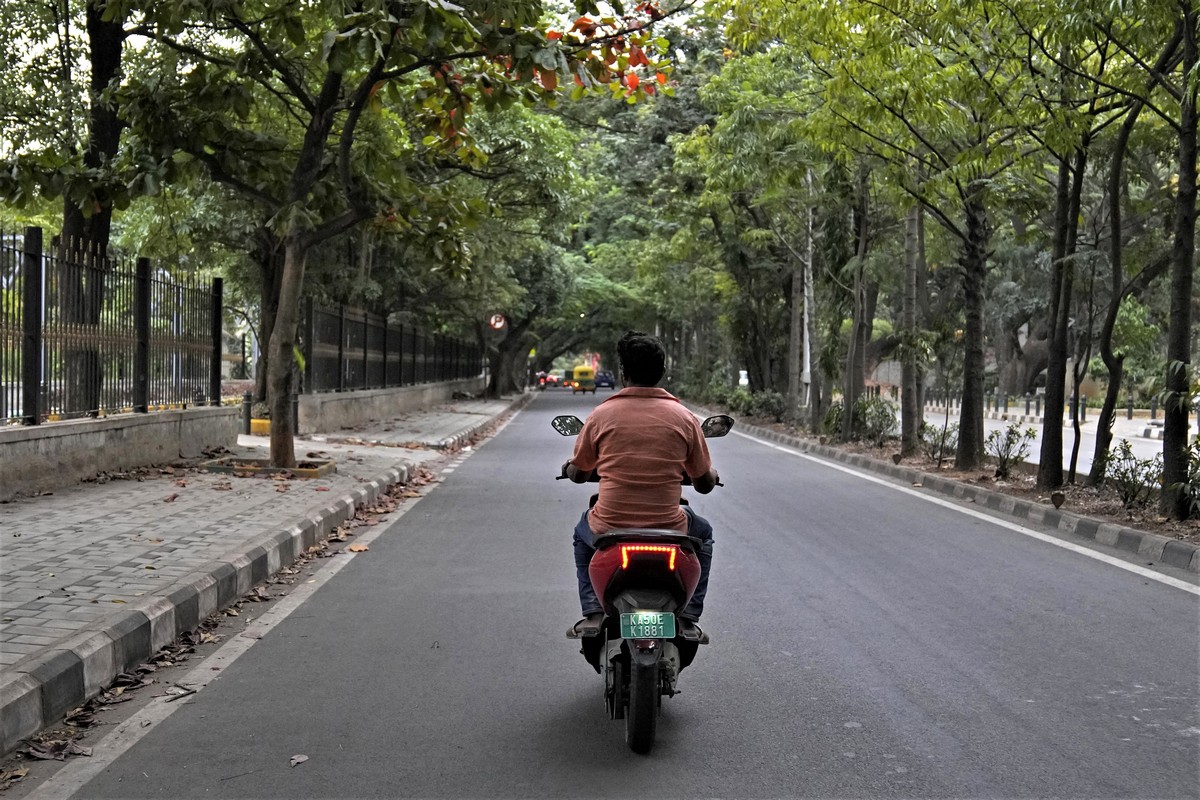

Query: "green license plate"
<box><xmin>620</xmin><ymin>611</ymin><xmax>676</xmax><ymax>639</ymax></box>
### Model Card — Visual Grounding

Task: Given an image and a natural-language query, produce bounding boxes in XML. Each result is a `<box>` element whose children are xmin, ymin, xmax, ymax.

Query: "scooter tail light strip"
<box><xmin>620</xmin><ymin>544</ymin><xmax>677</xmax><ymax>570</ymax></box>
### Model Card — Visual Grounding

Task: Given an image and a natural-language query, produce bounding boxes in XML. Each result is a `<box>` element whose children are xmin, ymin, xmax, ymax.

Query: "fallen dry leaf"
<box><xmin>290</xmin><ymin>754</ymin><xmax>309</xmax><ymax>767</ymax></box>
<box><xmin>163</xmin><ymin>493</ymin><xmax>179</xmax><ymax>503</ymax></box>
<box><xmin>347</xmin><ymin>543</ymin><xmax>369</xmax><ymax>552</ymax></box>
<box><xmin>314</xmin><ymin>486</ymin><xmax>331</xmax><ymax>492</ymax></box>
<box><xmin>20</xmin><ymin>740</ymin><xmax>92</xmax><ymax>761</ymax></box>
<box><xmin>0</xmin><ymin>767</ymin><xmax>29</xmax><ymax>785</ymax></box>
<box><xmin>174</xmin><ymin>479</ymin><xmax>188</xmax><ymax>488</ymax></box>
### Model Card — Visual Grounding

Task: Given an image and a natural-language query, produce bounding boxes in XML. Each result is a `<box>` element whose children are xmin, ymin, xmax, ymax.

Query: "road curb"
<box><xmin>433</xmin><ymin>391</ymin><xmax>535</xmax><ymax>450</ymax></box>
<box><xmin>0</xmin><ymin>392</ymin><xmax>532</xmax><ymax>757</ymax></box>
<box><xmin>720</xmin><ymin>416</ymin><xmax>1200</xmax><ymax>575</ymax></box>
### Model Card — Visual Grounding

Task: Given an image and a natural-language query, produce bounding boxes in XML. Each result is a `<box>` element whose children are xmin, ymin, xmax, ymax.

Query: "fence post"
<box><xmin>134</xmin><ymin>257</ymin><xmax>151</xmax><ymax>413</ymax></box>
<box><xmin>337</xmin><ymin>305</ymin><xmax>346</xmax><ymax>392</ymax></box>
<box><xmin>21</xmin><ymin>227</ymin><xmax>43</xmax><ymax>425</ymax></box>
<box><xmin>1150</xmin><ymin>395</ymin><xmax>1158</xmax><ymax>420</ymax></box>
<box><xmin>209</xmin><ymin>278</ymin><xmax>223</xmax><ymax>405</ymax></box>
<box><xmin>303</xmin><ymin>297</ymin><xmax>315</xmax><ymax>394</ymax></box>
<box><xmin>362</xmin><ymin>313</ymin><xmax>369</xmax><ymax>389</ymax></box>
<box><xmin>438</xmin><ymin>335</ymin><xmax>446</xmax><ymax>381</ymax></box>
<box><xmin>1126</xmin><ymin>394</ymin><xmax>1134</xmax><ymax>420</ymax></box>
<box><xmin>1025</xmin><ymin>393</ymin><xmax>1032</xmax><ymax>416</ymax></box>
<box><xmin>382</xmin><ymin>322</ymin><xmax>390</xmax><ymax>388</ymax></box>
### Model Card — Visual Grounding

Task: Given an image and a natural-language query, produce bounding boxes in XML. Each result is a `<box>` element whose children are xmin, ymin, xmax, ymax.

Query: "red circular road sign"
<box><xmin>488</xmin><ymin>314</ymin><xmax>506</xmax><ymax>330</ymax></box>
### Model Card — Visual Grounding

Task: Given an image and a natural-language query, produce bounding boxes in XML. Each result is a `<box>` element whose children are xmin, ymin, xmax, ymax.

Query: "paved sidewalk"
<box><xmin>0</xmin><ymin>394</ymin><xmax>530</xmax><ymax>756</ymax></box>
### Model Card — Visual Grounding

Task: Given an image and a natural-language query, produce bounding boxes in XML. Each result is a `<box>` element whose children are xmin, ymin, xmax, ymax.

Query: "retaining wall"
<box><xmin>296</xmin><ymin>376</ymin><xmax>487</xmax><ymax>434</ymax></box>
<box><xmin>0</xmin><ymin>407</ymin><xmax>239</xmax><ymax>502</ymax></box>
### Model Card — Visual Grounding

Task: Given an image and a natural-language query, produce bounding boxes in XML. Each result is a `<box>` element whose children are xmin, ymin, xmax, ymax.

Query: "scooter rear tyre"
<box><xmin>625</xmin><ymin>660</ymin><xmax>657</xmax><ymax>754</ymax></box>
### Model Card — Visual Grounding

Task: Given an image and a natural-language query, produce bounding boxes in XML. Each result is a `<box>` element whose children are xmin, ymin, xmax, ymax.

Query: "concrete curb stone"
<box><xmin>704</xmin><ymin>410</ymin><xmax>1199</xmax><ymax>575</ymax></box>
<box><xmin>0</xmin><ymin>392</ymin><xmax>533</xmax><ymax>757</ymax></box>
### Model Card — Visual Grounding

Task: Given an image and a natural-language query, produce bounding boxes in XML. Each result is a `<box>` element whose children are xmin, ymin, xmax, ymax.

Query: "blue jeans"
<box><xmin>573</xmin><ymin>506</ymin><xmax>714</xmax><ymax>622</ymax></box>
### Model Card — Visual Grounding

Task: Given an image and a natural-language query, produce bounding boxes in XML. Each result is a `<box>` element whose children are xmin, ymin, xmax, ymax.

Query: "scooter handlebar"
<box><xmin>557</xmin><ymin>469</ymin><xmax>722</xmax><ymax>486</ymax></box>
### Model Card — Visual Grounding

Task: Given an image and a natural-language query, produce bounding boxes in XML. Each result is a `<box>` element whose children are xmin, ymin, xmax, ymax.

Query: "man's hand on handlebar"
<box><xmin>561</xmin><ymin>461</ymin><xmax>593</xmax><ymax>484</ymax></box>
<box><xmin>692</xmin><ymin>467</ymin><xmax>721</xmax><ymax>494</ymax></box>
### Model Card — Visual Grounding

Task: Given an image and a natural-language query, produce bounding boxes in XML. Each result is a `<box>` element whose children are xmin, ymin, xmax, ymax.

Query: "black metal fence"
<box><xmin>301</xmin><ymin>299</ymin><xmax>481</xmax><ymax>393</ymax></box>
<box><xmin>1</xmin><ymin>227</ymin><xmax>221</xmax><ymax>424</ymax></box>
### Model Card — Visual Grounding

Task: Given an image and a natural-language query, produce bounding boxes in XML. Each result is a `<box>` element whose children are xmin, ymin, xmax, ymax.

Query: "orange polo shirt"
<box><xmin>570</xmin><ymin>387</ymin><xmax>713</xmax><ymax>534</ymax></box>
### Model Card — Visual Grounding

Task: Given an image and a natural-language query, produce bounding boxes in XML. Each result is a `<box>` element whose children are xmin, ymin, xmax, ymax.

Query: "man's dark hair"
<box><xmin>617</xmin><ymin>330</ymin><xmax>666</xmax><ymax>387</ymax></box>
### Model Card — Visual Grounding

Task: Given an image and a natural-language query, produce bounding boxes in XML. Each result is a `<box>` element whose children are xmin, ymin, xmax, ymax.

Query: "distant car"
<box><xmin>595</xmin><ymin>370</ymin><xmax>616</xmax><ymax>389</ymax></box>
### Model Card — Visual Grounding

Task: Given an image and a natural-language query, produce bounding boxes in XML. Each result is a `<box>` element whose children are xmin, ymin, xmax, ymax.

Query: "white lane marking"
<box><xmin>733</xmin><ymin>430</ymin><xmax>1200</xmax><ymax>596</ymax></box>
<box><xmin>21</xmin><ymin>408</ymin><xmax>527</xmax><ymax>799</ymax></box>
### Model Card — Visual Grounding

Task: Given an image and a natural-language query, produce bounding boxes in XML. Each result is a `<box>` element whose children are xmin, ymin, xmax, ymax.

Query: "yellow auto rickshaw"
<box><xmin>571</xmin><ymin>365</ymin><xmax>596</xmax><ymax>394</ymax></box>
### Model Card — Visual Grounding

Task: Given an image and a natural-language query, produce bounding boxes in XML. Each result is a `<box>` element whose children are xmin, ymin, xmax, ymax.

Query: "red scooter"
<box><xmin>552</xmin><ymin>413</ymin><xmax>732</xmax><ymax>753</ymax></box>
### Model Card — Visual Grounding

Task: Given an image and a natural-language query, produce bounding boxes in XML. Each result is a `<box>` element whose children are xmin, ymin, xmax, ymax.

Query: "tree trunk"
<box><xmin>253</xmin><ymin>228</ymin><xmax>283</xmax><ymax>402</ymax></box>
<box><xmin>59</xmin><ymin>0</ymin><xmax>125</xmax><ymax>415</ymax></box>
<box><xmin>901</xmin><ymin>204</ymin><xmax>920</xmax><ymax>455</ymax></box>
<box><xmin>1090</xmin><ymin>107</ymin><xmax>1142</xmax><ymax>485</ymax></box>
<box><xmin>1064</xmin><ymin>145</ymin><xmax>1091</xmax><ymax>484</ymax></box>
<box><xmin>1162</xmin><ymin>7</ymin><xmax>1198</xmax><ymax>520</ymax></box>
<box><xmin>1038</xmin><ymin>157</ymin><xmax>1075</xmax><ymax>488</ymax></box>
<box><xmin>486</xmin><ymin>309</ymin><xmax>539</xmax><ymax>398</ymax></box>
<box><xmin>802</xmin><ymin>185</ymin><xmax>815</xmax><ymax>417</ymax></box>
<box><xmin>787</xmin><ymin>252</ymin><xmax>803</xmax><ymax>422</ymax></box>
<box><xmin>1087</xmin><ymin>25</ymin><xmax>1184</xmax><ymax>486</ymax></box>
<box><xmin>267</xmin><ymin>237</ymin><xmax>308</xmax><ymax>468</ymax></box>
<box><xmin>955</xmin><ymin>190</ymin><xmax>989</xmax><ymax>470</ymax></box>
<box><xmin>841</xmin><ymin>174</ymin><xmax>870</xmax><ymax>442</ymax></box>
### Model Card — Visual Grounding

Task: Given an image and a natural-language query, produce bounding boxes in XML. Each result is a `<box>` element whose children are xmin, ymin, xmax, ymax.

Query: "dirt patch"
<box><xmin>746</xmin><ymin>418</ymin><xmax>1200</xmax><ymax>546</ymax></box>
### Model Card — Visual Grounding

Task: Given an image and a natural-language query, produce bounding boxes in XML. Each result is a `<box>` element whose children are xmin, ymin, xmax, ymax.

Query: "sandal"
<box><xmin>678</xmin><ymin>618</ymin><xmax>710</xmax><ymax>645</ymax></box>
<box><xmin>566</xmin><ymin>614</ymin><xmax>604</xmax><ymax>639</ymax></box>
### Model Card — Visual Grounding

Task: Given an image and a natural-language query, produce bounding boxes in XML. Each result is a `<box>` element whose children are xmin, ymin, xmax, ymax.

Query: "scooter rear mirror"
<box><xmin>551</xmin><ymin>415</ymin><xmax>584</xmax><ymax>436</ymax></box>
<box><xmin>700</xmin><ymin>414</ymin><xmax>734</xmax><ymax>438</ymax></box>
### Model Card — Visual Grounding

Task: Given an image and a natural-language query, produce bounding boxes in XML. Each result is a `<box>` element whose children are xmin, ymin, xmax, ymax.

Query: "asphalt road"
<box><xmin>55</xmin><ymin>390</ymin><xmax>1200</xmax><ymax>798</ymax></box>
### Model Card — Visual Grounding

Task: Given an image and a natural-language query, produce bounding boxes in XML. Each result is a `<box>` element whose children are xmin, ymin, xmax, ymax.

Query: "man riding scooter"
<box><xmin>562</xmin><ymin>330</ymin><xmax>720</xmax><ymax>640</ymax></box>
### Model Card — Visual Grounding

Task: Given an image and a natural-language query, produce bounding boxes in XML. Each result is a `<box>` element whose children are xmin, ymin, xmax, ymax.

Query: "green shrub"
<box><xmin>704</xmin><ymin>374</ymin><xmax>734</xmax><ymax>408</ymax></box>
<box><xmin>820</xmin><ymin>396</ymin><xmax>897</xmax><ymax>444</ymax></box>
<box><xmin>1105</xmin><ymin>439</ymin><xmax>1162</xmax><ymax>509</ymax></box>
<box><xmin>724</xmin><ymin>387</ymin><xmax>753</xmax><ymax>416</ymax></box>
<box><xmin>920</xmin><ymin>421</ymin><xmax>959</xmax><ymax>463</ymax></box>
<box><xmin>1171</xmin><ymin>440</ymin><xmax>1200</xmax><ymax>519</ymax></box>
<box><xmin>750</xmin><ymin>390</ymin><xmax>788</xmax><ymax>422</ymax></box>
<box><xmin>853</xmin><ymin>395</ymin><xmax>899</xmax><ymax>447</ymax></box>
<box><xmin>984</xmin><ymin>423</ymin><xmax>1037</xmax><ymax>479</ymax></box>
<box><xmin>822</xmin><ymin>403</ymin><xmax>844</xmax><ymax>437</ymax></box>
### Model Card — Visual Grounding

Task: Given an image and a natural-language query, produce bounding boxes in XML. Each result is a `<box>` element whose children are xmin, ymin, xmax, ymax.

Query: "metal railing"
<box><xmin>301</xmin><ymin>299</ymin><xmax>481</xmax><ymax>394</ymax></box>
<box><xmin>2</xmin><ymin>227</ymin><xmax>222</xmax><ymax>424</ymax></box>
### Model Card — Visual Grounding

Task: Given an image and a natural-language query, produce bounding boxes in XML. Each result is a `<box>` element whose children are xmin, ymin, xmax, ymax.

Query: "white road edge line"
<box><xmin>733</xmin><ymin>429</ymin><xmax>1200</xmax><ymax>597</ymax></box>
<box><xmin>25</xmin><ymin>407</ymin><xmax>525</xmax><ymax>800</ymax></box>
